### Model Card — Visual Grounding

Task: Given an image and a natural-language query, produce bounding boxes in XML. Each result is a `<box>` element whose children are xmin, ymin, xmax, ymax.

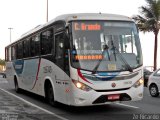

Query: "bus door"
<box><xmin>54</xmin><ymin>32</ymin><xmax>70</xmax><ymax>103</ymax></box>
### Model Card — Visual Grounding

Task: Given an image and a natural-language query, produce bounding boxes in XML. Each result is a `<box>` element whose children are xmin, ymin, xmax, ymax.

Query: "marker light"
<box><xmin>132</xmin><ymin>78</ymin><xmax>144</xmax><ymax>88</ymax></box>
<box><xmin>72</xmin><ymin>80</ymin><xmax>92</xmax><ymax>92</ymax></box>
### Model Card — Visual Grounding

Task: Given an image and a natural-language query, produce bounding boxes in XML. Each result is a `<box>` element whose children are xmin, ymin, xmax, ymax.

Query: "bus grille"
<box><xmin>94</xmin><ymin>87</ymin><xmax>130</xmax><ymax>92</ymax></box>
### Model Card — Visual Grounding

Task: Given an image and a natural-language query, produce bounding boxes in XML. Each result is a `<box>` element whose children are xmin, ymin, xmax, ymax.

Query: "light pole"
<box><xmin>46</xmin><ymin>0</ymin><xmax>48</xmax><ymax>22</ymax></box>
<box><xmin>8</xmin><ymin>28</ymin><xmax>13</xmax><ymax>43</ymax></box>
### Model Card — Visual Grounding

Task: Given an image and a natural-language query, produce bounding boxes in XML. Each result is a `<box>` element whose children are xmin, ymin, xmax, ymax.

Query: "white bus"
<box><xmin>5</xmin><ymin>13</ymin><xmax>143</xmax><ymax>106</ymax></box>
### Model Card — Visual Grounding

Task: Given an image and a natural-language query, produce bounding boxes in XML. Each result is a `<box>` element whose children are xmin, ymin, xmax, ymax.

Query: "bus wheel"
<box><xmin>14</xmin><ymin>79</ymin><xmax>21</xmax><ymax>93</ymax></box>
<box><xmin>149</xmin><ymin>84</ymin><xmax>159</xmax><ymax>97</ymax></box>
<box><xmin>46</xmin><ymin>83</ymin><xmax>57</xmax><ymax>106</ymax></box>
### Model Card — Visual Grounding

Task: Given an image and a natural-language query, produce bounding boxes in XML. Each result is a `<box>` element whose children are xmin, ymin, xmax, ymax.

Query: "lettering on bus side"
<box><xmin>43</xmin><ymin>66</ymin><xmax>52</xmax><ymax>73</ymax></box>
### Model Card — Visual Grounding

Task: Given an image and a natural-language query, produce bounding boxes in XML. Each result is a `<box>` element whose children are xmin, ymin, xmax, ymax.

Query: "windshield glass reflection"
<box><xmin>71</xmin><ymin>21</ymin><xmax>142</xmax><ymax>72</ymax></box>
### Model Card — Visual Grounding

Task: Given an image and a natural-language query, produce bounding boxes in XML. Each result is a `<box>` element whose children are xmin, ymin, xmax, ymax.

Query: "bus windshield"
<box><xmin>71</xmin><ymin>21</ymin><xmax>142</xmax><ymax>72</ymax></box>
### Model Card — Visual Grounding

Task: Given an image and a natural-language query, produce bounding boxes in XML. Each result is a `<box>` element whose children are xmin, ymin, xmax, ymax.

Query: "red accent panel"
<box><xmin>77</xmin><ymin>69</ymin><xmax>92</xmax><ymax>84</ymax></box>
<box><xmin>31</xmin><ymin>58</ymin><xmax>41</xmax><ymax>90</ymax></box>
<box><xmin>36</xmin><ymin>58</ymin><xmax>41</xmax><ymax>80</ymax></box>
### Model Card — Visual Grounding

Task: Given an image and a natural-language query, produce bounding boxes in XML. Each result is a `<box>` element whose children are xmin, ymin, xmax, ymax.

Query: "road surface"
<box><xmin>0</xmin><ymin>77</ymin><xmax>160</xmax><ymax>120</ymax></box>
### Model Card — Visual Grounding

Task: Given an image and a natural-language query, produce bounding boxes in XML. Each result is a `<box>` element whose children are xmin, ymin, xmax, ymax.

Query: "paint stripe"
<box><xmin>36</xmin><ymin>58</ymin><xmax>41</xmax><ymax>81</ymax></box>
<box><xmin>116</xmin><ymin>103</ymin><xmax>139</xmax><ymax>109</ymax></box>
<box><xmin>31</xmin><ymin>58</ymin><xmax>41</xmax><ymax>90</ymax></box>
<box><xmin>77</xmin><ymin>69</ymin><xmax>92</xmax><ymax>84</ymax></box>
<box><xmin>0</xmin><ymin>88</ymin><xmax>69</xmax><ymax>120</ymax></box>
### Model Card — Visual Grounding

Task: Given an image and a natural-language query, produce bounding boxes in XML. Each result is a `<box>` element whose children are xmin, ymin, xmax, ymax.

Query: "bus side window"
<box><xmin>5</xmin><ymin>48</ymin><xmax>9</xmax><ymax>61</ymax></box>
<box><xmin>6</xmin><ymin>46</ymin><xmax>11</xmax><ymax>61</ymax></box>
<box><xmin>11</xmin><ymin>45</ymin><xmax>16</xmax><ymax>60</ymax></box>
<box><xmin>55</xmin><ymin>32</ymin><xmax>70</xmax><ymax>74</ymax></box>
<box><xmin>23</xmin><ymin>39</ymin><xmax>30</xmax><ymax>58</ymax></box>
<box><xmin>30</xmin><ymin>37</ymin><xmax>35</xmax><ymax>57</ymax></box>
<box><xmin>34</xmin><ymin>34</ymin><xmax>40</xmax><ymax>56</ymax></box>
<box><xmin>8</xmin><ymin>47</ymin><xmax>11</xmax><ymax>61</ymax></box>
<box><xmin>17</xmin><ymin>42</ymin><xmax>23</xmax><ymax>59</ymax></box>
<box><xmin>41</xmin><ymin>28</ymin><xmax>54</xmax><ymax>55</ymax></box>
<box><xmin>55</xmin><ymin>32</ymin><xmax>65</xmax><ymax>70</ymax></box>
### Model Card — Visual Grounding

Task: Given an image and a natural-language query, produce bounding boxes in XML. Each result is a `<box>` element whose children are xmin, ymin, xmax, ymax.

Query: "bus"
<box><xmin>5</xmin><ymin>13</ymin><xmax>143</xmax><ymax>106</ymax></box>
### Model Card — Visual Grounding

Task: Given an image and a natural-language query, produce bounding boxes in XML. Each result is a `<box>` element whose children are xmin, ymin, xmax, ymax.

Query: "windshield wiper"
<box><xmin>92</xmin><ymin>45</ymin><xmax>110</xmax><ymax>74</ymax></box>
<box><xmin>92</xmin><ymin>36</ymin><xmax>133</xmax><ymax>74</ymax></box>
<box><xmin>110</xmin><ymin>38</ymin><xmax>133</xmax><ymax>72</ymax></box>
<box><xmin>92</xmin><ymin>59</ymin><xmax>102</xmax><ymax>74</ymax></box>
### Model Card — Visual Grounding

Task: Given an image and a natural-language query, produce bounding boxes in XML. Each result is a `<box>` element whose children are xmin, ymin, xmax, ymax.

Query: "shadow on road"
<box><xmin>17</xmin><ymin>89</ymin><xmax>138</xmax><ymax>115</ymax></box>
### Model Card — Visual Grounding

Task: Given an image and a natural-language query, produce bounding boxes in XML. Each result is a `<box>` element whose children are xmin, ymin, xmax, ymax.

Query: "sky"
<box><xmin>0</xmin><ymin>0</ymin><xmax>159</xmax><ymax>68</ymax></box>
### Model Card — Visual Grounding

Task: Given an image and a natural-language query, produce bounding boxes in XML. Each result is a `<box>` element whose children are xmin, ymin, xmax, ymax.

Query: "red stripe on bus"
<box><xmin>77</xmin><ymin>69</ymin><xmax>92</xmax><ymax>84</ymax></box>
<box><xmin>31</xmin><ymin>58</ymin><xmax>41</xmax><ymax>90</ymax></box>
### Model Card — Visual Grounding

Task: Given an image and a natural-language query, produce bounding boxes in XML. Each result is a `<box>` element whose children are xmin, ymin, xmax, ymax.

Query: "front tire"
<box><xmin>14</xmin><ymin>79</ymin><xmax>21</xmax><ymax>93</ymax></box>
<box><xmin>149</xmin><ymin>84</ymin><xmax>159</xmax><ymax>97</ymax></box>
<box><xmin>46</xmin><ymin>83</ymin><xmax>57</xmax><ymax>106</ymax></box>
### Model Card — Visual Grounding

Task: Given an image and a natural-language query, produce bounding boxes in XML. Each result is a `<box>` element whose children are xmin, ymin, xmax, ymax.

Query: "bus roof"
<box><xmin>7</xmin><ymin>13</ymin><xmax>133</xmax><ymax>47</ymax></box>
<box><xmin>52</xmin><ymin>13</ymin><xmax>133</xmax><ymax>23</ymax></box>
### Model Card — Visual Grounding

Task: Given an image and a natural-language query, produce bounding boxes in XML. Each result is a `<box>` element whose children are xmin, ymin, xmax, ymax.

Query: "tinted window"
<box><xmin>55</xmin><ymin>32</ymin><xmax>65</xmax><ymax>69</ymax></box>
<box><xmin>23</xmin><ymin>39</ymin><xmax>30</xmax><ymax>58</ymax></box>
<box><xmin>17</xmin><ymin>42</ymin><xmax>23</xmax><ymax>59</ymax></box>
<box><xmin>5</xmin><ymin>48</ymin><xmax>9</xmax><ymax>61</ymax></box>
<box><xmin>35</xmin><ymin>34</ymin><xmax>40</xmax><ymax>56</ymax></box>
<box><xmin>8</xmin><ymin>47</ymin><xmax>11</xmax><ymax>61</ymax></box>
<box><xmin>30</xmin><ymin>37</ymin><xmax>35</xmax><ymax>57</ymax></box>
<box><xmin>41</xmin><ymin>28</ymin><xmax>54</xmax><ymax>55</ymax></box>
<box><xmin>11</xmin><ymin>45</ymin><xmax>16</xmax><ymax>60</ymax></box>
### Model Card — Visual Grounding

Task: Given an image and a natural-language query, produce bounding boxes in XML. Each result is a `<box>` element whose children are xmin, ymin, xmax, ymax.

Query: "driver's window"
<box><xmin>55</xmin><ymin>32</ymin><xmax>65</xmax><ymax>69</ymax></box>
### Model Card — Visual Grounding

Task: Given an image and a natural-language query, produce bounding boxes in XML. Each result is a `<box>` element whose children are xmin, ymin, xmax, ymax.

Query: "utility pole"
<box><xmin>8</xmin><ymin>28</ymin><xmax>13</xmax><ymax>43</ymax></box>
<box><xmin>46</xmin><ymin>0</ymin><xmax>48</xmax><ymax>22</ymax></box>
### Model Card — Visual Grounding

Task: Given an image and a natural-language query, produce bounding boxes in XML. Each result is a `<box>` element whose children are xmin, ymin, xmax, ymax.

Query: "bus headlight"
<box><xmin>132</xmin><ymin>78</ymin><xmax>144</xmax><ymax>88</ymax></box>
<box><xmin>72</xmin><ymin>80</ymin><xmax>92</xmax><ymax>92</ymax></box>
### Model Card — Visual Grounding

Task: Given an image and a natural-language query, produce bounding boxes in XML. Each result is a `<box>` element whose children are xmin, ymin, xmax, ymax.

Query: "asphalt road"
<box><xmin>0</xmin><ymin>77</ymin><xmax>160</xmax><ymax>120</ymax></box>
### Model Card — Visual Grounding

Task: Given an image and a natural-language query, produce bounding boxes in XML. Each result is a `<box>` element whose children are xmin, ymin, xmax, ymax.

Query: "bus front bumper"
<box><xmin>69</xmin><ymin>85</ymin><xmax>143</xmax><ymax>106</ymax></box>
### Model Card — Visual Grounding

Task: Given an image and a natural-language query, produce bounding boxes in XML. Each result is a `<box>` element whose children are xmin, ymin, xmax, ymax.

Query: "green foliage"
<box><xmin>0</xmin><ymin>59</ymin><xmax>5</xmax><ymax>65</ymax></box>
<box><xmin>132</xmin><ymin>0</ymin><xmax>160</xmax><ymax>70</ymax></box>
<box><xmin>132</xmin><ymin>0</ymin><xmax>160</xmax><ymax>34</ymax></box>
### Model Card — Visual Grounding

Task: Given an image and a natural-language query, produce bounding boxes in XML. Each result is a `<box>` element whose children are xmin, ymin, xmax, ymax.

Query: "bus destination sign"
<box><xmin>74</xmin><ymin>23</ymin><xmax>101</xmax><ymax>31</ymax></box>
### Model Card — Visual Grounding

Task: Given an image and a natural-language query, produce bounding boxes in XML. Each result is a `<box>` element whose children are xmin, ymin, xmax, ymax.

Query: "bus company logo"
<box><xmin>111</xmin><ymin>83</ymin><xmax>116</xmax><ymax>88</ymax></box>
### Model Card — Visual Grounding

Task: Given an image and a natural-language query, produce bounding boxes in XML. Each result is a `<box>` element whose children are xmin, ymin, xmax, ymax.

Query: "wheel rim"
<box><xmin>150</xmin><ymin>86</ymin><xmax>157</xmax><ymax>95</ymax></box>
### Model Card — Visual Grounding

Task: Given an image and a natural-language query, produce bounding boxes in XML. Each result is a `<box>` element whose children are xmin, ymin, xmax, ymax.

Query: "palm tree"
<box><xmin>133</xmin><ymin>0</ymin><xmax>160</xmax><ymax>70</ymax></box>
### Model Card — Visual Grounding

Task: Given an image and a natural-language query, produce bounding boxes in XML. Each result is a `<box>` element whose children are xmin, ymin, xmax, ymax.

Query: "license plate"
<box><xmin>108</xmin><ymin>94</ymin><xmax>120</xmax><ymax>100</ymax></box>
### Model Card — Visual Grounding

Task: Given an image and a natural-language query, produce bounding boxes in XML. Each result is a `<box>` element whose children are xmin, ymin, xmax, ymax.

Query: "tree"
<box><xmin>0</xmin><ymin>59</ymin><xmax>5</xmax><ymax>65</ymax></box>
<box><xmin>132</xmin><ymin>0</ymin><xmax>160</xmax><ymax>70</ymax></box>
